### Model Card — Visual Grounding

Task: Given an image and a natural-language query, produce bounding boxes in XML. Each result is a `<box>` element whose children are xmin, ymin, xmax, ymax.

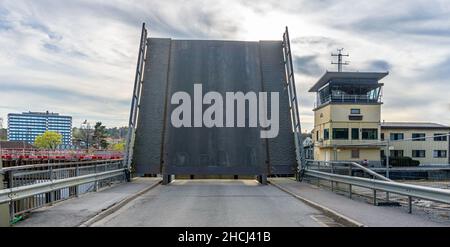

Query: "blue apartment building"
<box><xmin>7</xmin><ymin>111</ymin><xmax>72</xmax><ymax>146</ymax></box>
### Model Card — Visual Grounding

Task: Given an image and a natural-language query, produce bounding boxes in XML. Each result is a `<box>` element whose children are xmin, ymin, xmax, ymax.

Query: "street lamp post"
<box><xmin>81</xmin><ymin>120</ymin><xmax>91</xmax><ymax>153</ymax></box>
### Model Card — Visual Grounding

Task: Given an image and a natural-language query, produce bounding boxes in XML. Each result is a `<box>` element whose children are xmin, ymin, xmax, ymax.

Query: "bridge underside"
<box><xmin>132</xmin><ymin>38</ymin><xmax>296</xmax><ymax>176</ymax></box>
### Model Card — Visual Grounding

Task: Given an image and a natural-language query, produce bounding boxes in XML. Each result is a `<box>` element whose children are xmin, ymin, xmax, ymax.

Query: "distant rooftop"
<box><xmin>309</xmin><ymin>71</ymin><xmax>389</xmax><ymax>92</ymax></box>
<box><xmin>25</xmin><ymin>111</ymin><xmax>59</xmax><ymax>116</ymax></box>
<box><xmin>381</xmin><ymin>122</ymin><xmax>450</xmax><ymax>130</ymax></box>
<box><xmin>8</xmin><ymin>111</ymin><xmax>71</xmax><ymax>118</ymax></box>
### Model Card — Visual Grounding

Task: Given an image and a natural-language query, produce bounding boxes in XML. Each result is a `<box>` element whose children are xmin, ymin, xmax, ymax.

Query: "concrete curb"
<box><xmin>78</xmin><ymin>180</ymin><xmax>162</xmax><ymax>227</ymax></box>
<box><xmin>269</xmin><ymin>181</ymin><xmax>366</xmax><ymax>227</ymax></box>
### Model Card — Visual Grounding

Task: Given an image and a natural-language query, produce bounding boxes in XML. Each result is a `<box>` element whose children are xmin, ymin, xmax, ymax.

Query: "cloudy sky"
<box><xmin>0</xmin><ymin>0</ymin><xmax>449</xmax><ymax>132</ymax></box>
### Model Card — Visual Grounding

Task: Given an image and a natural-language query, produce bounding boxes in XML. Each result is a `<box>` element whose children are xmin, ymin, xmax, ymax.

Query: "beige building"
<box><xmin>380</xmin><ymin>122</ymin><xmax>450</xmax><ymax>165</ymax></box>
<box><xmin>310</xmin><ymin>71</ymin><xmax>388</xmax><ymax>166</ymax></box>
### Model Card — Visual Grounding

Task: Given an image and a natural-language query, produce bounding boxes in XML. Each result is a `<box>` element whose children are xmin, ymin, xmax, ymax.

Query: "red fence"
<box><xmin>0</xmin><ymin>148</ymin><xmax>123</xmax><ymax>167</ymax></box>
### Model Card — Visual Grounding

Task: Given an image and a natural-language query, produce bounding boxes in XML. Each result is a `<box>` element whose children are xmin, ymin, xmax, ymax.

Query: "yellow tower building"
<box><xmin>309</xmin><ymin>71</ymin><xmax>388</xmax><ymax>166</ymax></box>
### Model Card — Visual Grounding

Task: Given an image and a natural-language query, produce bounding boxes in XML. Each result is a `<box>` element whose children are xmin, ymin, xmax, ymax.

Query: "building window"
<box><xmin>351</xmin><ymin>128</ymin><xmax>359</xmax><ymax>140</ymax></box>
<box><xmin>412</xmin><ymin>133</ymin><xmax>426</xmax><ymax>141</ymax></box>
<box><xmin>390</xmin><ymin>133</ymin><xmax>404</xmax><ymax>141</ymax></box>
<box><xmin>348</xmin><ymin>115</ymin><xmax>363</xmax><ymax>121</ymax></box>
<box><xmin>381</xmin><ymin>133</ymin><xmax>385</xmax><ymax>141</ymax></box>
<box><xmin>324</xmin><ymin>129</ymin><xmax>329</xmax><ymax>140</ymax></box>
<box><xmin>362</xmin><ymin>129</ymin><xmax>378</xmax><ymax>140</ymax></box>
<box><xmin>350</xmin><ymin>109</ymin><xmax>361</xmax><ymax>114</ymax></box>
<box><xmin>434</xmin><ymin>133</ymin><xmax>448</xmax><ymax>141</ymax></box>
<box><xmin>433</xmin><ymin>150</ymin><xmax>447</xmax><ymax>158</ymax></box>
<box><xmin>412</xmin><ymin>150</ymin><xmax>426</xmax><ymax>158</ymax></box>
<box><xmin>390</xmin><ymin>150</ymin><xmax>404</xmax><ymax>158</ymax></box>
<box><xmin>351</xmin><ymin>149</ymin><xmax>360</xmax><ymax>158</ymax></box>
<box><xmin>316</xmin><ymin>131</ymin><xmax>319</xmax><ymax>141</ymax></box>
<box><xmin>332</xmin><ymin>128</ymin><xmax>349</xmax><ymax>140</ymax></box>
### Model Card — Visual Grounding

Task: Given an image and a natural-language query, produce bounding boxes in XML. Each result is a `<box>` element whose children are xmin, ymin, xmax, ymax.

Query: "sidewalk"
<box><xmin>269</xmin><ymin>178</ymin><xmax>450</xmax><ymax>227</ymax></box>
<box><xmin>15</xmin><ymin>177</ymin><xmax>161</xmax><ymax>227</ymax></box>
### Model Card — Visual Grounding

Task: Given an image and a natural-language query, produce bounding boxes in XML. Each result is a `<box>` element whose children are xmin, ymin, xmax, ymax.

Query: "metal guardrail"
<box><xmin>306</xmin><ymin>159</ymin><xmax>392</xmax><ymax>181</ymax></box>
<box><xmin>0</xmin><ymin>169</ymin><xmax>125</xmax><ymax>204</ymax></box>
<box><xmin>0</xmin><ymin>159</ymin><xmax>126</xmax><ymax>222</ymax></box>
<box><xmin>304</xmin><ymin>160</ymin><xmax>450</xmax><ymax>213</ymax></box>
<box><xmin>305</xmin><ymin>170</ymin><xmax>450</xmax><ymax>204</ymax></box>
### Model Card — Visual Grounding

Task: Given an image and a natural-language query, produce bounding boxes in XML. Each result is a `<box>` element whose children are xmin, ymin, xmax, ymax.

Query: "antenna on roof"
<box><xmin>331</xmin><ymin>48</ymin><xmax>349</xmax><ymax>72</ymax></box>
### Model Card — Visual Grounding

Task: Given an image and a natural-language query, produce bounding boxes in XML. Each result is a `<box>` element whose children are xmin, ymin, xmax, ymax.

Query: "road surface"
<box><xmin>92</xmin><ymin>179</ymin><xmax>339</xmax><ymax>227</ymax></box>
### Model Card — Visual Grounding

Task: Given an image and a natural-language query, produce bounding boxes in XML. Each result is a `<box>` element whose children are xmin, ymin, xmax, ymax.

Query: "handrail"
<box><xmin>304</xmin><ymin>169</ymin><xmax>450</xmax><ymax>204</ymax></box>
<box><xmin>0</xmin><ymin>168</ymin><xmax>125</xmax><ymax>204</ymax></box>
<box><xmin>306</xmin><ymin>159</ymin><xmax>391</xmax><ymax>182</ymax></box>
<box><xmin>0</xmin><ymin>159</ymin><xmax>123</xmax><ymax>173</ymax></box>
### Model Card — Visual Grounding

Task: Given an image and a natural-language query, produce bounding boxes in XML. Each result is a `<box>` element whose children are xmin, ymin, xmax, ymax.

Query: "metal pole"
<box><xmin>317</xmin><ymin>161</ymin><xmax>321</xmax><ymax>186</ymax></box>
<box><xmin>408</xmin><ymin>196</ymin><xmax>412</xmax><ymax>214</ymax></box>
<box><xmin>386</xmin><ymin>140</ymin><xmax>390</xmax><ymax>179</ymax></box>
<box><xmin>124</xmin><ymin>23</ymin><xmax>148</xmax><ymax>174</ymax></box>
<box><xmin>283</xmin><ymin>27</ymin><xmax>305</xmax><ymax>179</ymax></box>
<box><xmin>8</xmin><ymin>171</ymin><xmax>14</xmax><ymax>219</ymax></box>
<box><xmin>94</xmin><ymin>163</ymin><xmax>98</xmax><ymax>192</ymax></box>
<box><xmin>349</xmin><ymin>184</ymin><xmax>352</xmax><ymax>199</ymax></box>
<box><xmin>49</xmin><ymin>165</ymin><xmax>54</xmax><ymax>204</ymax></box>
<box><xmin>386</xmin><ymin>140</ymin><xmax>390</xmax><ymax>201</ymax></box>
<box><xmin>331</xmin><ymin>163</ymin><xmax>334</xmax><ymax>191</ymax></box>
<box><xmin>348</xmin><ymin>164</ymin><xmax>352</xmax><ymax>198</ymax></box>
<box><xmin>75</xmin><ymin>163</ymin><xmax>79</xmax><ymax>197</ymax></box>
<box><xmin>373</xmin><ymin>189</ymin><xmax>377</xmax><ymax>205</ymax></box>
<box><xmin>0</xmin><ymin>148</ymin><xmax>11</xmax><ymax>226</ymax></box>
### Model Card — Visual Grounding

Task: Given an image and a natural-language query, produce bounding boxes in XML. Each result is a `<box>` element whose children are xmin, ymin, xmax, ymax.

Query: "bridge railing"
<box><xmin>303</xmin><ymin>160</ymin><xmax>450</xmax><ymax>214</ymax></box>
<box><xmin>0</xmin><ymin>159</ymin><xmax>126</xmax><ymax>223</ymax></box>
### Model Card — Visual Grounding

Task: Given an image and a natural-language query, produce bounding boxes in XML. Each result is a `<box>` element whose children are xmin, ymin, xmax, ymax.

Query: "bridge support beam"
<box><xmin>162</xmin><ymin>174</ymin><xmax>174</xmax><ymax>185</ymax></box>
<box><xmin>257</xmin><ymin>175</ymin><xmax>267</xmax><ymax>185</ymax></box>
<box><xmin>0</xmin><ymin>159</ymin><xmax>11</xmax><ymax>227</ymax></box>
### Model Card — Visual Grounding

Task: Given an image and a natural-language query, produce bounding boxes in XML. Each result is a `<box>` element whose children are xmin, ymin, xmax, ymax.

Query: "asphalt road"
<box><xmin>92</xmin><ymin>179</ymin><xmax>336</xmax><ymax>227</ymax></box>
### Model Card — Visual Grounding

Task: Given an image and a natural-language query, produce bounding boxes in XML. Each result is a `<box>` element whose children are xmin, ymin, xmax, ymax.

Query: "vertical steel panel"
<box><xmin>259</xmin><ymin>41</ymin><xmax>297</xmax><ymax>174</ymax></box>
<box><xmin>133</xmin><ymin>39</ymin><xmax>296</xmax><ymax>175</ymax></box>
<box><xmin>163</xmin><ymin>40</ymin><xmax>266</xmax><ymax>175</ymax></box>
<box><xmin>133</xmin><ymin>38</ymin><xmax>172</xmax><ymax>175</ymax></box>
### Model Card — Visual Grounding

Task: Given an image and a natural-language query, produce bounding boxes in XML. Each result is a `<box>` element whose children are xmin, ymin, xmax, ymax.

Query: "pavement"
<box><xmin>269</xmin><ymin>178</ymin><xmax>450</xmax><ymax>227</ymax></box>
<box><xmin>15</xmin><ymin>177</ymin><xmax>161</xmax><ymax>227</ymax></box>
<box><xmin>14</xmin><ymin>177</ymin><xmax>450</xmax><ymax>227</ymax></box>
<box><xmin>92</xmin><ymin>179</ymin><xmax>338</xmax><ymax>227</ymax></box>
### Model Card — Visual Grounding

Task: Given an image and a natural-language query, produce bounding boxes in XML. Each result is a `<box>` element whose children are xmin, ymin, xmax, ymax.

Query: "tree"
<box><xmin>72</xmin><ymin>121</ymin><xmax>94</xmax><ymax>150</ymax></box>
<box><xmin>106</xmin><ymin>126</ymin><xmax>129</xmax><ymax>139</ymax></box>
<box><xmin>0</xmin><ymin>128</ymin><xmax>6</xmax><ymax>141</ymax></box>
<box><xmin>93</xmin><ymin>122</ymin><xmax>109</xmax><ymax>149</ymax></box>
<box><xmin>35</xmin><ymin>131</ymin><xmax>62</xmax><ymax>149</ymax></box>
<box><xmin>112</xmin><ymin>142</ymin><xmax>125</xmax><ymax>152</ymax></box>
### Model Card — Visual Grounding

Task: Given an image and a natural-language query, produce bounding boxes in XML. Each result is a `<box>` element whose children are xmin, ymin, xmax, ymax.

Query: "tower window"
<box><xmin>332</xmin><ymin>128</ymin><xmax>349</xmax><ymax>140</ymax></box>
<box><xmin>324</xmin><ymin>129</ymin><xmax>329</xmax><ymax>140</ymax></box>
<box><xmin>350</xmin><ymin>109</ymin><xmax>361</xmax><ymax>114</ymax></box>
<box><xmin>351</xmin><ymin>128</ymin><xmax>359</xmax><ymax>140</ymax></box>
<box><xmin>362</xmin><ymin>129</ymin><xmax>378</xmax><ymax>140</ymax></box>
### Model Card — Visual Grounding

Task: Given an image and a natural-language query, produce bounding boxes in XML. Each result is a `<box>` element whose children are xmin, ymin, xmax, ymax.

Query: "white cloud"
<box><xmin>0</xmin><ymin>0</ymin><xmax>449</xmax><ymax>130</ymax></box>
